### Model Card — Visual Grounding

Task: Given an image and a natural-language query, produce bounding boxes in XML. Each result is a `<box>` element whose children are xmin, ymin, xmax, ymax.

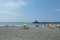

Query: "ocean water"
<box><xmin>0</xmin><ymin>22</ymin><xmax>60</xmax><ymax>32</ymax></box>
<box><xmin>0</xmin><ymin>22</ymin><xmax>33</xmax><ymax>28</ymax></box>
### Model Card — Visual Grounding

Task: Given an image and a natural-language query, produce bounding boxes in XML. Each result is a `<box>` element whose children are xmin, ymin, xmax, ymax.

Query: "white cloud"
<box><xmin>56</xmin><ymin>9</ymin><xmax>60</xmax><ymax>11</ymax></box>
<box><xmin>0</xmin><ymin>0</ymin><xmax>29</xmax><ymax>22</ymax></box>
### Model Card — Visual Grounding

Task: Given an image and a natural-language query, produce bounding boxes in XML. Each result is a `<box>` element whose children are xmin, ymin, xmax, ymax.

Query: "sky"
<box><xmin>0</xmin><ymin>0</ymin><xmax>59</xmax><ymax>22</ymax></box>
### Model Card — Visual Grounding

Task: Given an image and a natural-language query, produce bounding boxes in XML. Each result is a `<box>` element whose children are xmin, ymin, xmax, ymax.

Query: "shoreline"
<box><xmin>0</xmin><ymin>27</ymin><xmax>60</xmax><ymax>32</ymax></box>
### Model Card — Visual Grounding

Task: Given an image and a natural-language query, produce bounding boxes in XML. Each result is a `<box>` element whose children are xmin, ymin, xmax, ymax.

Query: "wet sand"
<box><xmin>0</xmin><ymin>28</ymin><xmax>60</xmax><ymax>40</ymax></box>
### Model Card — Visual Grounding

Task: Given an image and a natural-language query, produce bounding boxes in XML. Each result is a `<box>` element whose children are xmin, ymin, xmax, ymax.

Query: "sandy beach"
<box><xmin>0</xmin><ymin>27</ymin><xmax>60</xmax><ymax>40</ymax></box>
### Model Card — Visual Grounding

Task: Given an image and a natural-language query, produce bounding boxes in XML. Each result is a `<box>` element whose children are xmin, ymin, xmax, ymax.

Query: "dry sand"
<box><xmin>0</xmin><ymin>28</ymin><xmax>60</xmax><ymax>40</ymax></box>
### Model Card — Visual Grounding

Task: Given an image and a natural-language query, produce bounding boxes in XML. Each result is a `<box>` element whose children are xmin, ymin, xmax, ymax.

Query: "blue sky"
<box><xmin>0</xmin><ymin>0</ymin><xmax>59</xmax><ymax>22</ymax></box>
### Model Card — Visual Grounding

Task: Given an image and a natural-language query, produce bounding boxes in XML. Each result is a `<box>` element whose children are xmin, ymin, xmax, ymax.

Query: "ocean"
<box><xmin>0</xmin><ymin>22</ymin><xmax>60</xmax><ymax>32</ymax></box>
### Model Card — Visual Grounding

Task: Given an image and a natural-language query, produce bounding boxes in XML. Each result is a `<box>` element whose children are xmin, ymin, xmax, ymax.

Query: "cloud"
<box><xmin>56</xmin><ymin>9</ymin><xmax>60</xmax><ymax>11</ymax></box>
<box><xmin>0</xmin><ymin>0</ymin><xmax>28</xmax><ymax>10</ymax></box>
<box><xmin>0</xmin><ymin>0</ymin><xmax>29</xmax><ymax>22</ymax></box>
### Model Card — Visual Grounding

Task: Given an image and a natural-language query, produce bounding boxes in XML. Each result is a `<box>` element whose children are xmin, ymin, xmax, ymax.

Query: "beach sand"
<box><xmin>0</xmin><ymin>27</ymin><xmax>60</xmax><ymax>40</ymax></box>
